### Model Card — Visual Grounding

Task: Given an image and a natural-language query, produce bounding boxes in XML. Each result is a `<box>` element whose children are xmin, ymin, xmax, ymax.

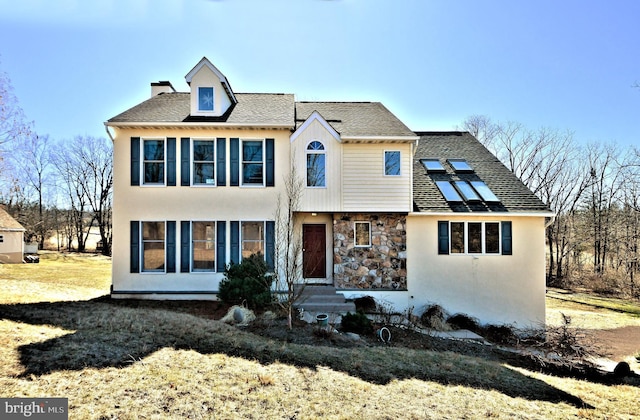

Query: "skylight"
<box><xmin>448</xmin><ymin>159</ymin><xmax>473</xmax><ymax>172</ymax></box>
<box><xmin>435</xmin><ymin>181</ymin><xmax>463</xmax><ymax>202</ymax></box>
<box><xmin>421</xmin><ymin>159</ymin><xmax>445</xmax><ymax>172</ymax></box>
<box><xmin>453</xmin><ymin>181</ymin><xmax>481</xmax><ymax>201</ymax></box>
<box><xmin>470</xmin><ymin>181</ymin><xmax>500</xmax><ymax>202</ymax></box>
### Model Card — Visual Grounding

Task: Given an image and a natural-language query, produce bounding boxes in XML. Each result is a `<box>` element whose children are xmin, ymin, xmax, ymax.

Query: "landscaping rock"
<box><xmin>221</xmin><ymin>305</ymin><xmax>256</xmax><ymax>326</ymax></box>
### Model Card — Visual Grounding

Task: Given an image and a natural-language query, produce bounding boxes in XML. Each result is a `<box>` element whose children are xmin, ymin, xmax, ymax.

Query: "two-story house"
<box><xmin>106</xmin><ymin>57</ymin><xmax>552</xmax><ymax>327</ymax></box>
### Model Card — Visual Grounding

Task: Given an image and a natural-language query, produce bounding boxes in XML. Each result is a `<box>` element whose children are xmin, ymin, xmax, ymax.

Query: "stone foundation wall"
<box><xmin>333</xmin><ymin>213</ymin><xmax>407</xmax><ymax>290</ymax></box>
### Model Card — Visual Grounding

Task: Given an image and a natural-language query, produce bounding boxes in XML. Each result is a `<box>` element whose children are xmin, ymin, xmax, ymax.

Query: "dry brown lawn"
<box><xmin>1</xmin><ymin>253</ymin><xmax>639</xmax><ymax>419</ymax></box>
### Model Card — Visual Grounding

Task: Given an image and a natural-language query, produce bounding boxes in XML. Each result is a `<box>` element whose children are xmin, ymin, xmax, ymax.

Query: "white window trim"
<box><xmin>354</xmin><ymin>221</ymin><xmax>372</xmax><ymax>248</ymax></box>
<box><xmin>191</xmin><ymin>220</ymin><xmax>217</xmax><ymax>273</ymax></box>
<box><xmin>306</xmin><ymin>140</ymin><xmax>327</xmax><ymax>189</ymax></box>
<box><xmin>449</xmin><ymin>221</ymin><xmax>501</xmax><ymax>255</ymax></box>
<box><xmin>241</xmin><ymin>138</ymin><xmax>265</xmax><ymax>187</ymax></box>
<box><xmin>384</xmin><ymin>150</ymin><xmax>401</xmax><ymax>176</ymax></box>
<box><xmin>141</xmin><ymin>138</ymin><xmax>166</xmax><ymax>187</ymax></box>
<box><xmin>240</xmin><ymin>220</ymin><xmax>266</xmax><ymax>260</ymax></box>
<box><xmin>198</xmin><ymin>86</ymin><xmax>215</xmax><ymax>112</ymax></box>
<box><xmin>141</xmin><ymin>220</ymin><xmax>167</xmax><ymax>274</ymax></box>
<box><xmin>191</xmin><ymin>138</ymin><xmax>216</xmax><ymax>187</ymax></box>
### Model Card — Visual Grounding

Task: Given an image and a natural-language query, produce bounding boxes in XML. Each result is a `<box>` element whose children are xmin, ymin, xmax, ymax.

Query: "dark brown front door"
<box><xmin>303</xmin><ymin>224</ymin><xmax>326</xmax><ymax>278</ymax></box>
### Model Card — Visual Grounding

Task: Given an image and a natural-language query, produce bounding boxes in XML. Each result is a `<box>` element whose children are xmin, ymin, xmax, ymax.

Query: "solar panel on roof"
<box><xmin>453</xmin><ymin>181</ymin><xmax>481</xmax><ymax>201</ymax></box>
<box><xmin>470</xmin><ymin>181</ymin><xmax>500</xmax><ymax>202</ymax></box>
<box><xmin>435</xmin><ymin>181</ymin><xmax>463</xmax><ymax>202</ymax></box>
<box><xmin>421</xmin><ymin>159</ymin><xmax>445</xmax><ymax>172</ymax></box>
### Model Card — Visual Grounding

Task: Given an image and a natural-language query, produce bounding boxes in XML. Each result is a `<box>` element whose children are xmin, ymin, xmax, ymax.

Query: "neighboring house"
<box><xmin>105</xmin><ymin>57</ymin><xmax>552</xmax><ymax>327</ymax></box>
<box><xmin>0</xmin><ymin>206</ymin><xmax>26</xmax><ymax>263</ymax></box>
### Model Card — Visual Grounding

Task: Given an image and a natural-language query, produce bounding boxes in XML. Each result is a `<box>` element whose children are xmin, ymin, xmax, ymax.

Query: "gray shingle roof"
<box><xmin>108</xmin><ymin>93</ymin><xmax>295</xmax><ymax>126</ymax></box>
<box><xmin>413</xmin><ymin>132</ymin><xmax>550</xmax><ymax>213</ymax></box>
<box><xmin>295</xmin><ymin>102</ymin><xmax>416</xmax><ymax>138</ymax></box>
<box><xmin>0</xmin><ymin>206</ymin><xmax>25</xmax><ymax>231</ymax></box>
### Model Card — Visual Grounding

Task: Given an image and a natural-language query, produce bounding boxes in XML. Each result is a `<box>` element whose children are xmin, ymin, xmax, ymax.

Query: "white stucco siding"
<box><xmin>111</xmin><ymin>127</ymin><xmax>290</xmax><ymax>295</ymax></box>
<box><xmin>342</xmin><ymin>143</ymin><xmax>412</xmax><ymax>212</ymax></box>
<box><xmin>406</xmin><ymin>214</ymin><xmax>546</xmax><ymax>328</ymax></box>
<box><xmin>189</xmin><ymin>65</ymin><xmax>233</xmax><ymax>117</ymax></box>
<box><xmin>0</xmin><ymin>230</ymin><xmax>24</xmax><ymax>263</ymax></box>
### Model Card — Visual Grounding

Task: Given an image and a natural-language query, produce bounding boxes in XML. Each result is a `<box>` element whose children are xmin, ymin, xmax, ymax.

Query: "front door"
<box><xmin>302</xmin><ymin>224</ymin><xmax>326</xmax><ymax>279</ymax></box>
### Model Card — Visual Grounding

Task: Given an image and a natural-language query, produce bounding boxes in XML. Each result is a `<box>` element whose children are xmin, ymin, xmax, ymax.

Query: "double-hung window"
<box><xmin>193</xmin><ymin>140</ymin><xmax>215</xmax><ymax>185</ymax></box>
<box><xmin>384</xmin><ymin>151</ymin><xmax>401</xmax><ymax>176</ymax></box>
<box><xmin>242</xmin><ymin>140</ymin><xmax>264</xmax><ymax>185</ymax></box>
<box><xmin>142</xmin><ymin>221</ymin><xmax>165</xmax><ymax>272</ymax></box>
<box><xmin>440</xmin><ymin>221</ymin><xmax>509</xmax><ymax>255</ymax></box>
<box><xmin>241</xmin><ymin>221</ymin><xmax>264</xmax><ymax>259</ymax></box>
<box><xmin>143</xmin><ymin>140</ymin><xmax>165</xmax><ymax>185</ymax></box>
<box><xmin>306</xmin><ymin>141</ymin><xmax>326</xmax><ymax>187</ymax></box>
<box><xmin>192</xmin><ymin>221</ymin><xmax>215</xmax><ymax>271</ymax></box>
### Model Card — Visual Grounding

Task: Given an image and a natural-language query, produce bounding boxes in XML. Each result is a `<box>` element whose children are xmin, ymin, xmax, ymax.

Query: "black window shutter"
<box><xmin>230</xmin><ymin>138</ymin><xmax>239</xmax><ymax>186</ymax></box>
<box><xmin>181</xmin><ymin>221</ymin><xmax>190</xmax><ymax>273</ymax></box>
<box><xmin>501</xmin><ymin>221</ymin><xmax>513</xmax><ymax>255</ymax></box>
<box><xmin>438</xmin><ymin>221</ymin><xmax>450</xmax><ymax>255</ymax></box>
<box><xmin>217</xmin><ymin>221</ymin><xmax>226</xmax><ymax>272</ymax></box>
<box><xmin>166</xmin><ymin>221</ymin><xmax>176</xmax><ymax>272</ymax></box>
<box><xmin>217</xmin><ymin>138</ymin><xmax>226</xmax><ymax>186</ymax></box>
<box><xmin>167</xmin><ymin>138</ymin><xmax>176</xmax><ymax>186</ymax></box>
<box><xmin>181</xmin><ymin>138</ymin><xmax>190</xmax><ymax>186</ymax></box>
<box><xmin>131</xmin><ymin>138</ymin><xmax>140</xmax><ymax>186</ymax></box>
<box><xmin>130</xmin><ymin>221</ymin><xmax>140</xmax><ymax>273</ymax></box>
<box><xmin>266</xmin><ymin>220</ymin><xmax>275</xmax><ymax>269</ymax></box>
<box><xmin>230</xmin><ymin>221</ymin><xmax>240</xmax><ymax>264</ymax></box>
<box><xmin>266</xmin><ymin>138</ymin><xmax>275</xmax><ymax>187</ymax></box>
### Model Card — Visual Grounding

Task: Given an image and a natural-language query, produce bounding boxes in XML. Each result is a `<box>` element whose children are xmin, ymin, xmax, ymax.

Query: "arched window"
<box><xmin>306</xmin><ymin>141</ymin><xmax>326</xmax><ymax>187</ymax></box>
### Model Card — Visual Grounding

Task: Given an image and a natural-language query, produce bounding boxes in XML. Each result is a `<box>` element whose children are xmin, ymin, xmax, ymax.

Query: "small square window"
<box><xmin>0</xmin><ymin>235</ymin><xmax>4</xmax><ymax>243</ymax></box>
<box><xmin>354</xmin><ymin>222</ymin><xmax>371</xmax><ymax>247</ymax></box>
<box><xmin>385</xmin><ymin>151</ymin><xmax>401</xmax><ymax>176</ymax></box>
<box><xmin>198</xmin><ymin>87</ymin><xmax>214</xmax><ymax>111</ymax></box>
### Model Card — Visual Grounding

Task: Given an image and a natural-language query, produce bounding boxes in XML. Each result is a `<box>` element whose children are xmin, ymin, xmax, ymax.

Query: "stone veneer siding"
<box><xmin>333</xmin><ymin>213</ymin><xmax>407</xmax><ymax>290</ymax></box>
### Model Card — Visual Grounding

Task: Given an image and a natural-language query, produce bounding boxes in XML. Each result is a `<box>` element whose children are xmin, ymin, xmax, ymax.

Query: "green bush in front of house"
<box><xmin>218</xmin><ymin>253</ymin><xmax>273</xmax><ymax>309</ymax></box>
<box><xmin>341</xmin><ymin>310</ymin><xmax>373</xmax><ymax>335</ymax></box>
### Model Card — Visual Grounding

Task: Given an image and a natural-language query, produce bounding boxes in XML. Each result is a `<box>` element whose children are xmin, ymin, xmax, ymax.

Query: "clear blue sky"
<box><xmin>1</xmin><ymin>0</ymin><xmax>638</xmax><ymax>145</ymax></box>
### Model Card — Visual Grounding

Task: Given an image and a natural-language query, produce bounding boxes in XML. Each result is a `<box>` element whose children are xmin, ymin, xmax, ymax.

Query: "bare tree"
<box><xmin>0</xmin><ymin>62</ymin><xmax>31</xmax><ymax>148</ymax></box>
<box><xmin>71</xmin><ymin>136</ymin><xmax>113</xmax><ymax>255</ymax></box>
<box><xmin>461</xmin><ymin>114</ymin><xmax>500</xmax><ymax>154</ymax></box>
<box><xmin>51</xmin><ymin>141</ymin><xmax>92</xmax><ymax>252</ymax></box>
<box><xmin>273</xmin><ymin>163</ymin><xmax>304</xmax><ymax>329</ymax></box>
<box><xmin>11</xmin><ymin>134</ymin><xmax>54</xmax><ymax>248</ymax></box>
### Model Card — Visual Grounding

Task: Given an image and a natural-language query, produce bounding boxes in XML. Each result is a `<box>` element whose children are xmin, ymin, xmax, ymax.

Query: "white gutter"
<box><xmin>409</xmin><ymin>211</ymin><xmax>556</xmax><ymax>218</ymax></box>
<box><xmin>341</xmin><ymin>135</ymin><xmax>420</xmax><ymax>142</ymax></box>
<box><xmin>105</xmin><ymin>122</ymin><xmax>294</xmax><ymax>130</ymax></box>
<box><xmin>104</xmin><ymin>124</ymin><xmax>115</xmax><ymax>142</ymax></box>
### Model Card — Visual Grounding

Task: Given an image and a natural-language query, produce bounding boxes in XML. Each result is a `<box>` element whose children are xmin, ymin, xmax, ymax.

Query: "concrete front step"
<box><xmin>293</xmin><ymin>284</ymin><xmax>356</xmax><ymax>314</ymax></box>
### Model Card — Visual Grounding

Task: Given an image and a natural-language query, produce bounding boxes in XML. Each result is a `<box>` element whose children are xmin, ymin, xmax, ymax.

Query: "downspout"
<box><xmin>104</xmin><ymin>124</ymin><xmax>115</xmax><ymax>143</ymax></box>
<box><xmin>545</xmin><ymin>214</ymin><xmax>556</xmax><ymax>229</ymax></box>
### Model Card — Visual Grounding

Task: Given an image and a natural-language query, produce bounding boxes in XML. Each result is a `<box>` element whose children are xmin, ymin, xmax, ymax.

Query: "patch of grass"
<box><xmin>547</xmin><ymin>288</ymin><xmax>640</xmax><ymax>317</ymax></box>
<box><xmin>0</xmin><ymin>251</ymin><xmax>110</xmax><ymax>303</ymax></box>
<box><xmin>1</xmin><ymin>254</ymin><xmax>639</xmax><ymax>419</ymax></box>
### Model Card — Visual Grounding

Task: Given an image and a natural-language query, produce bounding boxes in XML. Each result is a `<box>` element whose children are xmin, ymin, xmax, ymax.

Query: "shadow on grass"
<box><xmin>1</xmin><ymin>297</ymin><xmax>594</xmax><ymax>409</ymax></box>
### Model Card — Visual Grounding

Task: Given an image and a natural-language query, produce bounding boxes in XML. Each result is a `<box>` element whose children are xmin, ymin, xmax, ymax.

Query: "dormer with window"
<box><xmin>185</xmin><ymin>57</ymin><xmax>237</xmax><ymax>117</ymax></box>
